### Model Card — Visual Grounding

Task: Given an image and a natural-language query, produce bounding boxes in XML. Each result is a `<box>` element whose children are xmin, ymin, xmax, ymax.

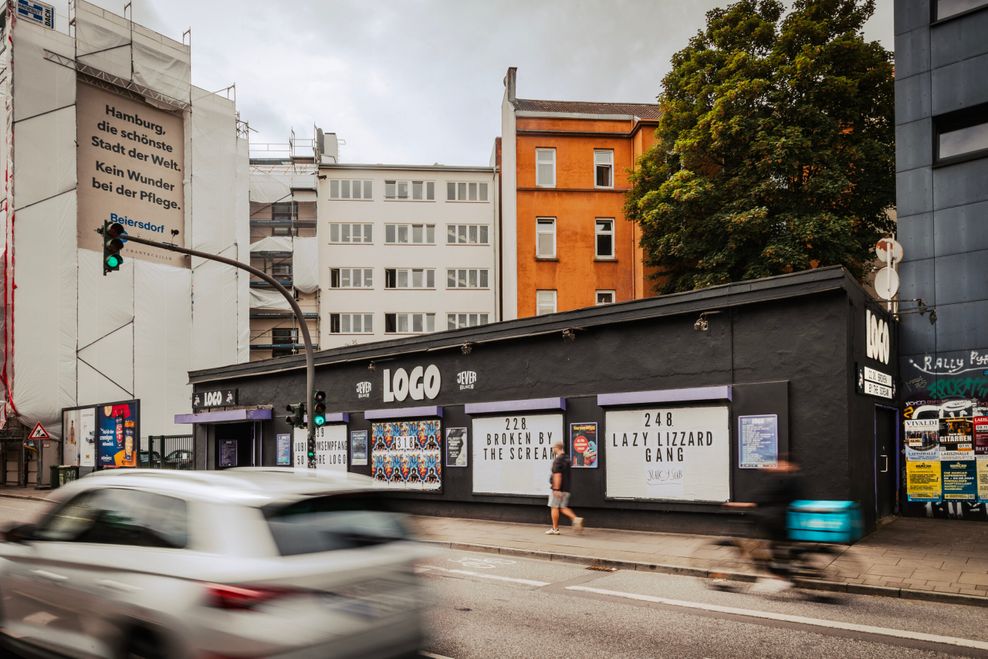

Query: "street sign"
<box><xmin>875</xmin><ymin>237</ymin><xmax>903</xmax><ymax>264</ymax></box>
<box><xmin>874</xmin><ymin>267</ymin><xmax>899</xmax><ymax>300</ymax></box>
<box><xmin>28</xmin><ymin>422</ymin><xmax>51</xmax><ymax>440</ymax></box>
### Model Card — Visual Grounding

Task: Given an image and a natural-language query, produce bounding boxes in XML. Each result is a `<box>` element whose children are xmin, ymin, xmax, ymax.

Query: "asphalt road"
<box><xmin>1</xmin><ymin>497</ymin><xmax>986</xmax><ymax>658</ymax></box>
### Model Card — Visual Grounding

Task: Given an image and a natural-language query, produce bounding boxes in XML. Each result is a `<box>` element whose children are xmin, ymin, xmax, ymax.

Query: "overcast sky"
<box><xmin>59</xmin><ymin>0</ymin><xmax>893</xmax><ymax>166</ymax></box>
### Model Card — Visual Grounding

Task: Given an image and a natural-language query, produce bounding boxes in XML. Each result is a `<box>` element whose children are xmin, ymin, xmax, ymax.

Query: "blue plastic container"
<box><xmin>786</xmin><ymin>500</ymin><xmax>863</xmax><ymax>544</ymax></box>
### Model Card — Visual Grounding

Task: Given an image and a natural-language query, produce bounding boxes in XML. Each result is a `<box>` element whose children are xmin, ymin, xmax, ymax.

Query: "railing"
<box><xmin>144</xmin><ymin>435</ymin><xmax>204</xmax><ymax>471</ymax></box>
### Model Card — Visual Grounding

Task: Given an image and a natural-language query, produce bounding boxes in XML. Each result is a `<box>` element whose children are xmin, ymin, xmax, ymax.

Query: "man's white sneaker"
<box><xmin>545</xmin><ymin>528</ymin><xmax>560</xmax><ymax>535</ymax></box>
<box><xmin>573</xmin><ymin>517</ymin><xmax>585</xmax><ymax>533</ymax></box>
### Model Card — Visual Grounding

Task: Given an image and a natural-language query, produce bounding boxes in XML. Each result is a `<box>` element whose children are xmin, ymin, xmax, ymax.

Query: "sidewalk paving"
<box><xmin>414</xmin><ymin>514</ymin><xmax>988</xmax><ymax>607</ymax></box>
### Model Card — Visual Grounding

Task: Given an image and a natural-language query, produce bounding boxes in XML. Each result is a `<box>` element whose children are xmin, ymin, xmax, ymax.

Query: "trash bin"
<box><xmin>787</xmin><ymin>500</ymin><xmax>863</xmax><ymax>544</ymax></box>
<box><xmin>49</xmin><ymin>465</ymin><xmax>81</xmax><ymax>489</ymax></box>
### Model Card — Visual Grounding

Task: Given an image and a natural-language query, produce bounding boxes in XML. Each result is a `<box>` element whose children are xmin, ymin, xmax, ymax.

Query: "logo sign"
<box><xmin>866</xmin><ymin>309</ymin><xmax>890</xmax><ymax>365</ymax></box>
<box><xmin>356</xmin><ymin>381</ymin><xmax>372</xmax><ymax>399</ymax></box>
<box><xmin>383</xmin><ymin>365</ymin><xmax>441</xmax><ymax>403</ymax></box>
<box><xmin>192</xmin><ymin>388</ymin><xmax>238</xmax><ymax>411</ymax></box>
<box><xmin>28</xmin><ymin>422</ymin><xmax>51</xmax><ymax>440</ymax></box>
<box><xmin>16</xmin><ymin>0</ymin><xmax>54</xmax><ymax>28</ymax></box>
<box><xmin>457</xmin><ymin>370</ymin><xmax>477</xmax><ymax>391</ymax></box>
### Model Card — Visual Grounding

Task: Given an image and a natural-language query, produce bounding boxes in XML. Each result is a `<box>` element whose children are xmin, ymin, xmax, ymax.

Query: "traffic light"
<box><xmin>102</xmin><ymin>221</ymin><xmax>127</xmax><ymax>275</ymax></box>
<box><xmin>307</xmin><ymin>437</ymin><xmax>316</xmax><ymax>466</ymax></box>
<box><xmin>312</xmin><ymin>390</ymin><xmax>327</xmax><ymax>427</ymax></box>
<box><xmin>285</xmin><ymin>402</ymin><xmax>306</xmax><ymax>429</ymax></box>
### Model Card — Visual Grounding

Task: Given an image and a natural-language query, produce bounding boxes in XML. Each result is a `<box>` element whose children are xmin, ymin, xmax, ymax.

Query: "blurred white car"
<box><xmin>0</xmin><ymin>468</ymin><xmax>431</xmax><ymax>658</ymax></box>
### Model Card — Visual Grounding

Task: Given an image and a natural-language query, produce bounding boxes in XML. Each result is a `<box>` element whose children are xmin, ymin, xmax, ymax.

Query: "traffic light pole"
<box><xmin>107</xmin><ymin>230</ymin><xmax>317</xmax><ymax>468</ymax></box>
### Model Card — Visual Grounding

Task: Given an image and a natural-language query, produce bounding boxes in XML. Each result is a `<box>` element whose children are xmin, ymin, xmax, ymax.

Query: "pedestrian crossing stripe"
<box><xmin>28</xmin><ymin>422</ymin><xmax>50</xmax><ymax>440</ymax></box>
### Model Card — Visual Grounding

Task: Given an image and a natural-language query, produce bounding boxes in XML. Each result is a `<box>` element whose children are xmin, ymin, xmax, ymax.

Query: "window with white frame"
<box><xmin>328</xmin><ymin>223</ymin><xmax>373</xmax><ymax>244</ymax></box>
<box><xmin>595</xmin><ymin>218</ymin><xmax>615</xmax><ymax>259</ymax></box>
<box><xmin>384</xmin><ymin>179</ymin><xmax>435</xmax><ymax>201</ymax></box>
<box><xmin>330</xmin><ymin>268</ymin><xmax>373</xmax><ymax>289</ymax></box>
<box><xmin>447</xmin><ymin>224</ymin><xmax>490</xmax><ymax>245</ymax></box>
<box><xmin>329</xmin><ymin>313</ymin><xmax>374</xmax><ymax>334</ymax></box>
<box><xmin>447</xmin><ymin>313</ymin><xmax>490</xmax><ymax>330</ymax></box>
<box><xmin>446</xmin><ymin>181</ymin><xmax>490</xmax><ymax>202</ymax></box>
<box><xmin>385</xmin><ymin>223</ymin><xmax>436</xmax><ymax>245</ymax></box>
<box><xmin>594</xmin><ymin>149</ymin><xmax>614</xmax><ymax>188</ymax></box>
<box><xmin>536</xmin><ymin>148</ymin><xmax>556</xmax><ymax>187</ymax></box>
<box><xmin>596</xmin><ymin>290</ymin><xmax>616</xmax><ymax>305</ymax></box>
<box><xmin>536</xmin><ymin>218</ymin><xmax>556</xmax><ymax>258</ymax></box>
<box><xmin>447</xmin><ymin>268</ymin><xmax>490</xmax><ymax>289</ymax></box>
<box><xmin>328</xmin><ymin>179</ymin><xmax>373</xmax><ymax>200</ymax></box>
<box><xmin>385</xmin><ymin>268</ymin><xmax>435</xmax><ymax>289</ymax></box>
<box><xmin>385</xmin><ymin>312</ymin><xmax>436</xmax><ymax>334</ymax></box>
<box><xmin>536</xmin><ymin>290</ymin><xmax>557</xmax><ymax>316</ymax></box>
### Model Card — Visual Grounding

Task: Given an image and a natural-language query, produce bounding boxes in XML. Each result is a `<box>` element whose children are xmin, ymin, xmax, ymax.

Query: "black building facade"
<box><xmin>895</xmin><ymin>1</ymin><xmax>988</xmax><ymax>520</ymax></box>
<box><xmin>183</xmin><ymin>268</ymin><xmax>898</xmax><ymax>535</ymax></box>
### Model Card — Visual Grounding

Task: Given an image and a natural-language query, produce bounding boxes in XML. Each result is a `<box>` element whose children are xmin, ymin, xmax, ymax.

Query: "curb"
<box><xmin>423</xmin><ymin>539</ymin><xmax>988</xmax><ymax>609</ymax></box>
<box><xmin>0</xmin><ymin>491</ymin><xmax>51</xmax><ymax>503</ymax></box>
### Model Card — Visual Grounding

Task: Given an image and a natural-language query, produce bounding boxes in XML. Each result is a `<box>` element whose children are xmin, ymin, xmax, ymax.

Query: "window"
<box><xmin>35</xmin><ymin>488</ymin><xmax>188</xmax><ymax>548</ymax></box>
<box><xmin>265</xmin><ymin>494</ymin><xmax>408</xmax><ymax>556</ymax></box>
<box><xmin>384</xmin><ymin>179</ymin><xmax>435</xmax><ymax>201</ymax></box>
<box><xmin>328</xmin><ymin>223</ymin><xmax>373</xmax><ymax>244</ymax></box>
<box><xmin>384</xmin><ymin>312</ymin><xmax>436</xmax><ymax>334</ymax></box>
<box><xmin>384</xmin><ymin>268</ymin><xmax>436</xmax><ymax>289</ymax></box>
<box><xmin>447</xmin><ymin>313</ymin><xmax>490</xmax><ymax>330</ymax></box>
<box><xmin>328</xmin><ymin>179</ymin><xmax>373</xmax><ymax>200</ymax></box>
<box><xmin>271</xmin><ymin>201</ymin><xmax>295</xmax><ymax>236</ymax></box>
<box><xmin>271</xmin><ymin>262</ymin><xmax>292</xmax><ymax>279</ymax></box>
<box><xmin>271</xmin><ymin>328</ymin><xmax>298</xmax><ymax>357</ymax></box>
<box><xmin>446</xmin><ymin>224</ymin><xmax>490</xmax><ymax>245</ymax></box>
<box><xmin>446</xmin><ymin>181</ymin><xmax>490</xmax><ymax>202</ymax></box>
<box><xmin>935</xmin><ymin>0</ymin><xmax>988</xmax><ymax>20</ymax></box>
<box><xmin>936</xmin><ymin>104</ymin><xmax>988</xmax><ymax>162</ymax></box>
<box><xmin>536</xmin><ymin>148</ymin><xmax>556</xmax><ymax>187</ymax></box>
<box><xmin>330</xmin><ymin>268</ymin><xmax>373</xmax><ymax>289</ymax></box>
<box><xmin>536</xmin><ymin>290</ymin><xmax>557</xmax><ymax>316</ymax></box>
<box><xmin>594</xmin><ymin>149</ymin><xmax>614</xmax><ymax>188</ymax></box>
<box><xmin>447</xmin><ymin>268</ymin><xmax>490</xmax><ymax>289</ymax></box>
<box><xmin>329</xmin><ymin>313</ymin><xmax>373</xmax><ymax>334</ymax></box>
<box><xmin>536</xmin><ymin>218</ymin><xmax>556</xmax><ymax>258</ymax></box>
<box><xmin>596</xmin><ymin>290</ymin><xmax>616</xmax><ymax>305</ymax></box>
<box><xmin>595</xmin><ymin>218</ymin><xmax>615</xmax><ymax>259</ymax></box>
<box><xmin>384</xmin><ymin>223</ymin><xmax>436</xmax><ymax>245</ymax></box>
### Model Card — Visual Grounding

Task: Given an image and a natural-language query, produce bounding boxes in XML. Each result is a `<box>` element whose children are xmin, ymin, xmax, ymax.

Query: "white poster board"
<box><xmin>80</xmin><ymin>408</ymin><xmax>97</xmax><ymax>467</ymax></box>
<box><xmin>471</xmin><ymin>413</ymin><xmax>561</xmax><ymax>495</ymax></box>
<box><xmin>605</xmin><ymin>406</ymin><xmax>730</xmax><ymax>502</ymax></box>
<box><xmin>292</xmin><ymin>425</ymin><xmax>347</xmax><ymax>471</ymax></box>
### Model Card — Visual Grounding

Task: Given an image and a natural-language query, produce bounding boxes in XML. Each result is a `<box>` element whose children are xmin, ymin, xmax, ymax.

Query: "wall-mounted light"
<box><xmin>896</xmin><ymin>298</ymin><xmax>937</xmax><ymax>325</ymax></box>
<box><xmin>561</xmin><ymin>328</ymin><xmax>576</xmax><ymax>342</ymax></box>
<box><xmin>367</xmin><ymin>361</ymin><xmax>377</xmax><ymax>371</ymax></box>
<box><xmin>693</xmin><ymin>310</ymin><xmax>721</xmax><ymax>332</ymax></box>
<box><xmin>461</xmin><ymin>342</ymin><xmax>474</xmax><ymax>355</ymax></box>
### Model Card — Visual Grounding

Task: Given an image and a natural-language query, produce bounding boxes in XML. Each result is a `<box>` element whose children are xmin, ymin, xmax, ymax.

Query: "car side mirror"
<box><xmin>4</xmin><ymin>523</ymin><xmax>37</xmax><ymax>544</ymax></box>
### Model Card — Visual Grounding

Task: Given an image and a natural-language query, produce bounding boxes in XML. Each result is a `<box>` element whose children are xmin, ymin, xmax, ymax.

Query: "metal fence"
<box><xmin>144</xmin><ymin>434</ymin><xmax>205</xmax><ymax>470</ymax></box>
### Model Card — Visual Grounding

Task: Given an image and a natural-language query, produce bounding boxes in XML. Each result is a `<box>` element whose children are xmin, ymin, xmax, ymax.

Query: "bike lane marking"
<box><xmin>565</xmin><ymin>585</ymin><xmax>988</xmax><ymax>652</ymax></box>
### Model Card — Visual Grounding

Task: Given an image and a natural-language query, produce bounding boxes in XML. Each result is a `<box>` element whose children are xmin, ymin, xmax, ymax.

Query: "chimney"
<box><xmin>504</xmin><ymin>67</ymin><xmax>517</xmax><ymax>104</ymax></box>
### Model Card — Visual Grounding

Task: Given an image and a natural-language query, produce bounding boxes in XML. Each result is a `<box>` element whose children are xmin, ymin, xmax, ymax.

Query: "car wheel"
<box><xmin>120</xmin><ymin>627</ymin><xmax>167</xmax><ymax>659</ymax></box>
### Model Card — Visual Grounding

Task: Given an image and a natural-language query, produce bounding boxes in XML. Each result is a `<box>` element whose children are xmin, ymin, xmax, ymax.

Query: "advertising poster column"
<box><xmin>471</xmin><ymin>414</ymin><xmax>561</xmax><ymax>495</ymax></box>
<box><xmin>605</xmin><ymin>406</ymin><xmax>730</xmax><ymax>501</ymax></box>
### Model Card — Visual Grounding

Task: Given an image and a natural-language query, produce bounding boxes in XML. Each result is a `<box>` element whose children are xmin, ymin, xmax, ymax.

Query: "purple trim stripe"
<box><xmin>364</xmin><ymin>406</ymin><xmax>443</xmax><ymax>420</ymax></box>
<box><xmin>464</xmin><ymin>397</ymin><xmax>566</xmax><ymax>415</ymax></box>
<box><xmin>323</xmin><ymin>412</ymin><xmax>349</xmax><ymax>424</ymax></box>
<box><xmin>174</xmin><ymin>408</ymin><xmax>273</xmax><ymax>424</ymax></box>
<box><xmin>597</xmin><ymin>386</ymin><xmax>732</xmax><ymax>407</ymax></box>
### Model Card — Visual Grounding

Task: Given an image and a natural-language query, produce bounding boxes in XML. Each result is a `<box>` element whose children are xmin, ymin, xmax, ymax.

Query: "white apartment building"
<box><xmin>318</xmin><ymin>165</ymin><xmax>498</xmax><ymax>349</ymax></box>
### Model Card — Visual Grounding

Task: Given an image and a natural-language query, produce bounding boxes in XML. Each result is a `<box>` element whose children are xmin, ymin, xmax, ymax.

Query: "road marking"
<box><xmin>421</xmin><ymin>565</ymin><xmax>549</xmax><ymax>587</ymax></box>
<box><xmin>565</xmin><ymin>585</ymin><xmax>988</xmax><ymax>651</ymax></box>
<box><xmin>448</xmin><ymin>556</ymin><xmax>517</xmax><ymax>569</ymax></box>
<box><xmin>420</xmin><ymin>652</ymin><xmax>456</xmax><ymax>659</ymax></box>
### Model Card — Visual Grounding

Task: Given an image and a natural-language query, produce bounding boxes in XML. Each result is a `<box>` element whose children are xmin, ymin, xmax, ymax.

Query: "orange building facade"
<box><xmin>498</xmin><ymin>68</ymin><xmax>660</xmax><ymax>319</ymax></box>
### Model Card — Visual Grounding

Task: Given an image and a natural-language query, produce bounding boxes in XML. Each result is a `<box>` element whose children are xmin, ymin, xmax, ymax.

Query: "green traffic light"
<box><xmin>307</xmin><ymin>451</ymin><xmax>315</xmax><ymax>458</ymax></box>
<box><xmin>313</xmin><ymin>414</ymin><xmax>326</xmax><ymax>426</ymax></box>
<box><xmin>106</xmin><ymin>255</ymin><xmax>121</xmax><ymax>268</ymax></box>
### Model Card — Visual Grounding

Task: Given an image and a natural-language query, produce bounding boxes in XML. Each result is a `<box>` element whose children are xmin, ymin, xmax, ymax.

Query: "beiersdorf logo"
<box><xmin>383</xmin><ymin>365</ymin><xmax>441</xmax><ymax>403</ymax></box>
<box><xmin>109</xmin><ymin>212</ymin><xmax>166</xmax><ymax>233</ymax></box>
<box><xmin>457</xmin><ymin>370</ymin><xmax>477</xmax><ymax>390</ymax></box>
<box><xmin>356</xmin><ymin>381</ymin><xmax>372</xmax><ymax>399</ymax></box>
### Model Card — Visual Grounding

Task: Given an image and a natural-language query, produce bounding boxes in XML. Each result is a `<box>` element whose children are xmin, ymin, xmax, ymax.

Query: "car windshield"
<box><xmin>264</xmin><ymin>493</ymin><xmax>408</xmax><ymax>556</ymax></box>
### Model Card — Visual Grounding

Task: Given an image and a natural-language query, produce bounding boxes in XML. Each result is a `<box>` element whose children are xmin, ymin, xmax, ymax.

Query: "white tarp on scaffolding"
<box><xmin>292</xmin><ymin>237</ymin><xmax>319</xmax><ymax>294</ymax></box>
<box><xmin>249</xmin><ymin>236</ymin><xmax>293</xmax><ymax>253</ymax></box>
<box><xmin>250</xmin><ymin>289</ymin><xmax>292</xmax><ymax>312</ymax></box>
<box><xmin>236</xmin><ymin>137</ymin><xmax>251</xmax><ymax>364</ymax></box>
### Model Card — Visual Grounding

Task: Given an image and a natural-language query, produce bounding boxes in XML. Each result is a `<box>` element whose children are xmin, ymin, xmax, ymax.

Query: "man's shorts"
<box><xmin>547</xmin><ymin>491</ymin><xmax>571</xmax><ymax>508</ymax></box>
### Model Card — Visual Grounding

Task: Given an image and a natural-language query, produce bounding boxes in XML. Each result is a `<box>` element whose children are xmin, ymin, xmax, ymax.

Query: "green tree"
<box><xmin>626</xmin><ymin>0</ymin><xmax>894</xmax><ymax>293</ymax></box>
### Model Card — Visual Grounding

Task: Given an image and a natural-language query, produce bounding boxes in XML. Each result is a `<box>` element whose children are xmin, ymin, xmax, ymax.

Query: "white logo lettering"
<box><xmin>457</xmin><ymin>370</ymin><xmax>477</xmax><ymax>390</ymax></box>
<box><xmin>383</xmin><ymin>365</ymin><xmax>442</xmax><ymax>403</ymax></box>
<box><xmin>866</xmin><ymin>309</ymin><xmax>890</xmax><ymax>365</ymax></box>
<box><xmin>356</xmin><ymin>381</ymin><xmax>372</xmax><ymax>399</ymax></box>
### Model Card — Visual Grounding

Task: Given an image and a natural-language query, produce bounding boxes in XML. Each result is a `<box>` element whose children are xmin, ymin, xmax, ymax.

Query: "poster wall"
<box><xmin>292</xmin><ymin>425</ymin><xmax>347</xmax><ymax>471</ymax></box>
<box><xmin>904</xmin><ymin>419</ymin><xmax>939</xmax><ymax>461</ymax></box>
<box><xmin>76</xmin><ymin>82</ymin><xmax>186</xmax><ymax>267</ymax></box>
<box><xmin>605</xmin><ymin>406</ymin><xmax>730</xmax><ymax>502</ymax></box>
<box><xmin>61</xmin><ymin>407</ymin><xmax>99</xmax><ymax>467</ymax></box>
<box><xmin>471</xmin><ymin>414</ymin><xmax>561</xmax><ymax>496</ymax></box>
<box><xmin>276</xmin><ymin>433</ymin><xmax>291</xmax><ymax>466</ymax></box>
<box><xmin>738</xmin><ymin>414</ymin><xmax>778</xmax><ymax>469</ymax></box>
<box><xmin>351</xmin><ymin>430</ymin><xmax>368</xmax><ymax>466</ymax></box>
<box><xmin>941</xmin><ymin>460</ymin><xmax>977</xmax><ymax>501</ymax></box>
<box><xmin>371</xmin><ymin>420</ymin><xmax>442</xmax><ymax>490</ymax></box>
<box><xmin>446</xmin><ymin>427</ymin><xmax>468</xmax><ymax>468</ymax></box>
<box><xmin>218</xmin><ymin>440</ymin><xmax>238</xmax><ymax>468</ymax></box>
<box><xmin>570</xmin><ymin>422</ymin><xmax>598</xmax><ymax>468</ymax></box>
<box><xmin>906</xmin><ymin>460</ymin><xmax>942</xmax><ymax>502</ymax></box>
<box><xmin>97</xmin><ymin>401</ymin><xmax>140</xmax><ymax>468</ymax></box>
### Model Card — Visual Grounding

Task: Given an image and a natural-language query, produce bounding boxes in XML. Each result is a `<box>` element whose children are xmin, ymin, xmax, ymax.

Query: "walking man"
<box><xmin>546</xmin><ymin>442</ymin><xmax>584</xmax><ymax>535</ymax></box>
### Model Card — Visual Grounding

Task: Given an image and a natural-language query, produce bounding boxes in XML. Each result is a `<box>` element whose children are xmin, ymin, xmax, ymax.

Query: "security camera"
<box><xmin>693</xmin><ymin>318</ymin><xmax>709</xmax><ymax>332</ymax></box>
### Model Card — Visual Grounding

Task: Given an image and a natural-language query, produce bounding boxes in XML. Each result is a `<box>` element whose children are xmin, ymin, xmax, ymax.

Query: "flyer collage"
<box><xmin>903</xmin><ymin>399</ymin><xmax>988</xmax><ymax>504</ymax></box>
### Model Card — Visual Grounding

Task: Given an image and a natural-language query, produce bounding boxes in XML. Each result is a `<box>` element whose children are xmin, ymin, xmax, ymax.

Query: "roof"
<box><xmin>514</xmin><ymin>98</ymin><xmax>661</xmax><ymax>120</ymax></box>
<box><xmin>57</xmin><ymin>468</ymin><xmax>381</xmax><ymax>506</ymax></box>
<box><xmin>189</xmin><ymin>266</ymin><xmax>868</xmax><ymax>385</ymax></box>
<box><xmin>319</xmin><ymin>163</ymin><xmax>495</xmax><ymax>173</ymax></box>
